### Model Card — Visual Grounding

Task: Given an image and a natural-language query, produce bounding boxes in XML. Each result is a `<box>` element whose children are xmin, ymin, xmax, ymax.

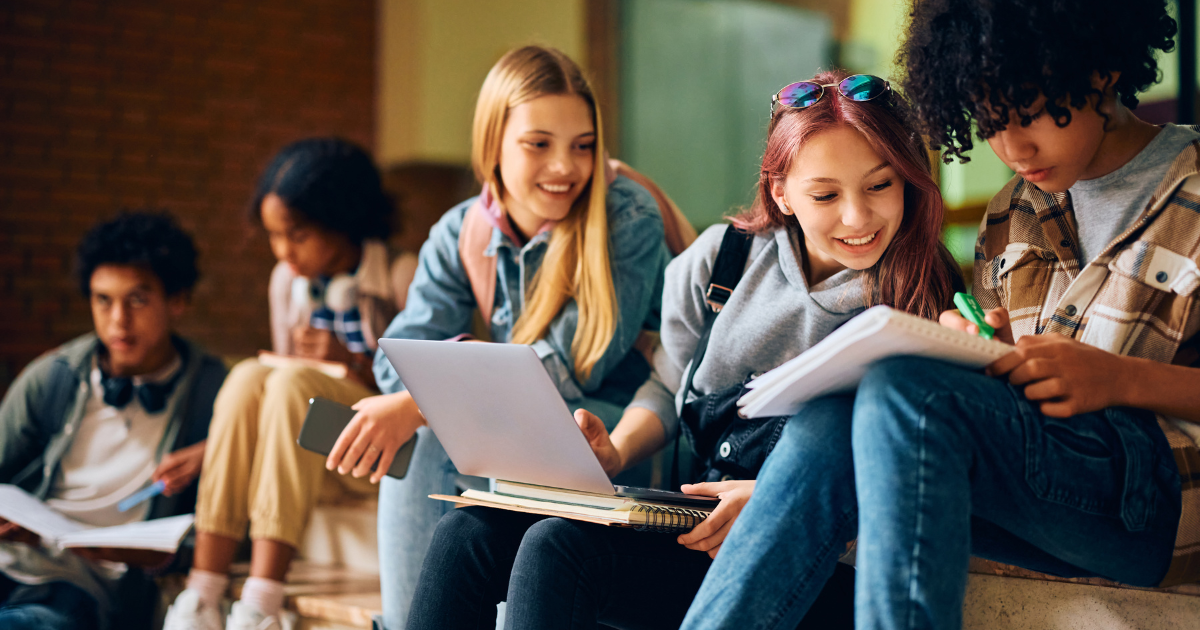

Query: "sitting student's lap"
<box><xmin>220</xmin><ymin>358</ymin><xmax>376</xmax><ymax>409</ymax></box>
<box><xmin>378</xmin><ymin>395</ymin><xmax>643</xmax><ymax>557</ymax></box>
<box><xmin>852</xmin><ymin>356</ymin><xmax>1181</xmax><ymax>585</ymax></box>
<box><xmin>198</xmin><ymin>359</ymin><xmax>377</xmax><ymax>527</ymax></box>
<box><xmin>0</xmin><ymin>575</ymin><xmax>99</xmax><ymax>630</ymax></box>
<box><xmin>210</xmin><ymin>359</ymin><xmax>376</xmax><ymax>468</ymax></box>
<box><xmin>376</xmin><ymin>395</ymin><xmax>648</xmax><ymax>629</ymax></box>
<box><xmin>413</xmin><ymin>507</ymin><xmax>712</xmax><ymax>630</ymax></box>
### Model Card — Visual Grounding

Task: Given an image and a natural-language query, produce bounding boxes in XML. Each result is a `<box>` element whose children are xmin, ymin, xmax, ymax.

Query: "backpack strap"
<box><xmin>458</xmin><ymin>165</ymin><xmax>699</xmax><ymax>326</ymax></box>
<box><xmin>458</xmin><ymin>198</ymin><xmax>498</xmax><ymax>322</ymax></box>
<box><xmin>680</xmin><ymin>226</ymin><xmax>754</xmax><ymax>412</ymax></box>
<box><xmin>672</xmin><ymin>226</ymin><xmax>754</xmax><ymax>487</ymax></box>
<box><xmin>607</xmin><ymin>159</ymin><xmax>698</xmax><ymax>256</ymax></box>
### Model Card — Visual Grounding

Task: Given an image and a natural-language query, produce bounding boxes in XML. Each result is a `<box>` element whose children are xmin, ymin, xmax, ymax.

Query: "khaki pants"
<box><xmin>194</xmin><ymin>359</ymin><xmax>378</xmax><ymax>548</ymax></box>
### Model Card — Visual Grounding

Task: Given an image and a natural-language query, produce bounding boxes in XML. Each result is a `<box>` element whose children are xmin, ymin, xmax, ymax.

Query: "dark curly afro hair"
<box><xmin>899</xmin><ymin>0</ymin><xmax>1177</xmax><ymax>162</ymax></box>
<box><xmin>76</xmin><ymin>211</ymin><xmax>200</xmax><ymax>298</ymax></box>
<box><xmin>250</xmin><ymin>137</ymin><xmax>394</xmax><ymax>244</ymax></box>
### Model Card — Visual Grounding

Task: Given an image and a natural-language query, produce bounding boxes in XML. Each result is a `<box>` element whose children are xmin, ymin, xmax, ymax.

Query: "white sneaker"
<box><xmin>226</xmin><ymin>601</ymin><xmax>282</xmax><ymax>630</ymax></box>
<box><xmin>163</xmin><ymin>588</ymin><xmax>224</xmax><ymax>630</ymax></box>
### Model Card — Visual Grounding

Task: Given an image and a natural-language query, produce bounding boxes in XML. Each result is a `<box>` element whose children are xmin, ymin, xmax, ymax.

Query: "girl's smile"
<box><xmin>771</xmin><ymin>125</ymin><xmax>905</xmax><ymax>285</ymax></box>
<box><xmin>833</xmin><ymin>229</ymin><xmax>883</xmax><ymax>252</ymax></box>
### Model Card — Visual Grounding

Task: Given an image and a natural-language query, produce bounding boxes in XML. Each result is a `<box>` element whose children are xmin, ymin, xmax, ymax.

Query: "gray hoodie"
<box><xmin>630</xmin><ymin>224</ymin><xmax>867</xmax><ymax>439</ymax></box>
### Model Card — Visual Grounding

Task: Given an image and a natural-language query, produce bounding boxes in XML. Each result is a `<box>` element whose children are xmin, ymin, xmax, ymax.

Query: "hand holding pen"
<box><xmin>118</xmin><ymin>440</ymin><xmax>207</xmax><ymax>512</ymax></box>
<box><xmin>941</xmin><ymin>293</ymin><xmax>1014</xmax><ymax>345</ymax></box>
<box><xmin>152</xmin><ymin>441</ymin><xmax>207</xmax><ymax>497</ymax></box>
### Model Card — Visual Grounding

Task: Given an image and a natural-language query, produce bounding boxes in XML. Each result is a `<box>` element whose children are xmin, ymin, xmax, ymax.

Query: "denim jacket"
<box><xmin>0</xmin><ymin>333</ymin><xmax>225</xmax><ymax>629</ymax></box>
<box><xmin>372</xmin><ymin>175</ymin><xmax>669</xmax><ymax>407</ymax></box>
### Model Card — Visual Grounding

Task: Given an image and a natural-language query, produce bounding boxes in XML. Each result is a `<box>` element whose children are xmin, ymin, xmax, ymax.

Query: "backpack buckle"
<box><xmin>705</xmin><ymin>283</ymin><xmax>733</xmax><ymax>312</ymax></box>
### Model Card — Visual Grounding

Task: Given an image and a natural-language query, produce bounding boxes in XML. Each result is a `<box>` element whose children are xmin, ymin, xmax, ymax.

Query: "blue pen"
<box><xmin>118</xmin><ymin>480</ymin><xmax>166</xmax><ymax>513</ymax></box>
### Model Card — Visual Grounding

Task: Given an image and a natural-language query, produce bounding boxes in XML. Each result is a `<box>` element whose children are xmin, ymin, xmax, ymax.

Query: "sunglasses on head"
<box><xmin>770</xmin><ymin>74</ymin><xmax>891</xmax><ymax>114</ymax></box>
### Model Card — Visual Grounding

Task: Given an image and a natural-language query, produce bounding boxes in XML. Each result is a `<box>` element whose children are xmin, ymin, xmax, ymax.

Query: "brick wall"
<box><xmin>0</xmin><ymin>0</ymin><xmax>377</xmax><ymax>394</ymax></box>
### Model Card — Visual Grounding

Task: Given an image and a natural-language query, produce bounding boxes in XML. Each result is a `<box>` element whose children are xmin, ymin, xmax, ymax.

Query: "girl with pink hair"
<box><xmin>406</xmin><ymin>69</ymin><xmax>963</xmax><ymax>630</ymax></box>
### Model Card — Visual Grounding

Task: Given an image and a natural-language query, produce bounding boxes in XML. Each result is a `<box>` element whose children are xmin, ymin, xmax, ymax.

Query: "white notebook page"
<box><xmin>738</xmin><ymin>306</ymin><xmax>1013</xmax><ymax>418</ymax></box>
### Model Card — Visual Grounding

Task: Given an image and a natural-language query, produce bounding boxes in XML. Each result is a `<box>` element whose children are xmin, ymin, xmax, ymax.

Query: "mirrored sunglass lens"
<box><xmin>839</xmin><ymin>75</ymin><xmax>885</xmax><ymax>101</ymax></box>
<box><xmin>779</xmin><ymin>82</ymin><xmax>822</xmax><ymax>108</ymax></box>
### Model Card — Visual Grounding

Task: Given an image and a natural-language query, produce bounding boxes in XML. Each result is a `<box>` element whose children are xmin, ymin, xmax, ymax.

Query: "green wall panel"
<box><xmin>621</xmin><ymin>0</ymin><xmax>833</xmax><ymax>229</ymax></box>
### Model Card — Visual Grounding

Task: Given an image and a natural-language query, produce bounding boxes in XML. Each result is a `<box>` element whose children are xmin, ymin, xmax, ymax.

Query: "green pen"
<box><xmin>953</xmin><ymin>292</ymin><xmax>995</xmax><ymax>340</ymax></box>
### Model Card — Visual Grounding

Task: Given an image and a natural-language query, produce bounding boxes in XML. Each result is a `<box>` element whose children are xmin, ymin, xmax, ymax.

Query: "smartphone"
<box><xmin>297</xmin><ymin>397</ymin><xmax>417</xmax><ymax>479</ymax></box>
<box><xmin>612</xmin><ymin>485</ymin><xmax>722</xmax><ymax>509</ymax></box>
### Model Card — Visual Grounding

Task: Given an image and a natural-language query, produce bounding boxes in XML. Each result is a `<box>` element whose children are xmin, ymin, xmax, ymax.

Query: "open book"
<box><xmin>737</xmin><ymin>305</ymin><xmax>1013</xmax><ymax>418</ymax></box>
<box><xmin>257</xmin><ymin>351</ymin><xmax>348</xmax><ymax>380</ymax></box>
<box><xmin>431</xmin><ymin>480</ymin><xmax>715</xmax><ymax>534</ymax></box>
<box><xmin>0</xmin><ymin>485</ymin><xmax>194</xmax><ymax>552</ymax></box>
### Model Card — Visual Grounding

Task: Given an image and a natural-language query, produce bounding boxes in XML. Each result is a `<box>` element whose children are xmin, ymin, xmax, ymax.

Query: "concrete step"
<box><xmin>964</xmin><ymin>559</ymin><xmax>1200</xmax><ymax>629</ymax></box>
<box><xmin>229</xmin><ymin>561</ymin><xmax>380</xmax><ymax>629</ymax></box>
<box><xmin>298</xmin><ymin>496</ymin><xmax>380</xmax><ymax>573</ymax></box>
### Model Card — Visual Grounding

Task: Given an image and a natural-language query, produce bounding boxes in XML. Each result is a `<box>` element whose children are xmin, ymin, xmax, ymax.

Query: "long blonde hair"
<box><xmin>471</xmin><ymin>46</ymin><xmax>615</xmax><ymax>382</ymax></box>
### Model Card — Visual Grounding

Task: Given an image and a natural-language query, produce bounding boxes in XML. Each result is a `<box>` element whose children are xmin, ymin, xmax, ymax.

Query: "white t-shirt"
<box><xmin>45</xmin><ymin>355</ymin><xmax>181</xmax><ymax>527</ymax></box>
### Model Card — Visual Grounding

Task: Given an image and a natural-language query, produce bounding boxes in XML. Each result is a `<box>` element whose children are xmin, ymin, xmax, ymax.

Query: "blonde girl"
<box><xmin>325</xmin><ymin>46</ymin><xmax>673</xmax><ymax>628</ymax></box>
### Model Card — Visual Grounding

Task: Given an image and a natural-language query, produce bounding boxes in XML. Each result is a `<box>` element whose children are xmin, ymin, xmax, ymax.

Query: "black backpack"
<box><xmin>674</xmin><ymin>227</ymin><xmax>792</xmax><ymax>484</ymax></box>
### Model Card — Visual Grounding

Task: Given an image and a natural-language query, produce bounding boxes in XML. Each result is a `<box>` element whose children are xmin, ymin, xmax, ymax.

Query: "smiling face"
<box><xmin>496</xmin><ymin>93</ymin><xmax>597</xmax><ymax>240</ymax></box>
<box><xmin>90</xmin><ymin>264</ymin><xmax>186</xmax><ymax>377</ymax></box>
<box><xmin>771</xmin><ymin>125</ymin><xmax>906</xmax><ymax>285</ymax></box>
<box><xmin>260</xmin><ymin>193</ymin><xmax>359</xmax><ymax>279</ymax></box>
<box><xmin>983</xmin><ymin>94</ymin><xmax>1109</xmax><ymax>193</ymax></box>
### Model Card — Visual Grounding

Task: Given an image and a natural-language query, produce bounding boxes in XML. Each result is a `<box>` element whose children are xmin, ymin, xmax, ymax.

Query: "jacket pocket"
<box><xmin>981</xmin><ymin>243</ymin><xmax>1056</xmax><ymax>318</ymax></box>
<box><xmin>1078</xmin><ymin>241</ymin><xmax>1199</xmax><ymax>355</ymax></box>
<box><xmin>1107</xmin><ymin>241</ymin><xmax>1200</xmax><ymax>296</ymax></box>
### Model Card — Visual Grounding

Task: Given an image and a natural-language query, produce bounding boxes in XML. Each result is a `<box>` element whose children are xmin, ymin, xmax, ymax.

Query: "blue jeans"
<box><xmin>377</xmin><ymin>398</ymin><xmax>636</xmax><ymax>630</ymax></box>
<box><xmin>0</xmin><ymin>575</ymin><xmax>99</xmax><ymax>630</ymax></box>
<box><xmin>682</xmin><ymin>357</ymin><xmax>1181</xmax><ymax>630</ymax></box>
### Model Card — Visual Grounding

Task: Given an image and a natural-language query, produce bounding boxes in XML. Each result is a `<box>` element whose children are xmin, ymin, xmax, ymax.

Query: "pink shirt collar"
<box><xmin>478</xmin><ymin>158</ymin><xmax>620</xmax><ymax>247</ymax></box>
<box><xmin>477</xmin><ymin>183</ymin><xmax>553</xmax><ymax>247</ymax></box>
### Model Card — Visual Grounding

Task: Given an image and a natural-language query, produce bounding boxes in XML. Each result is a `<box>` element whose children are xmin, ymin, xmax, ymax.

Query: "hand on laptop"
<box><xmin>575</xmin><ymin>409</ymin><xmax>624</xmax><ymax>478</ymax></box>
<box><xmin>327</xmin><ymin>391</ymin><xmax>426</xmax><ymax>483</ymax></box>
<box><xmin>676</xmin><ymin>480</ymin><xmax>756</xmax><ymax>559</ymax></box>
<box><xmin>576</xmin><ymin>406</ymin><xmax>670</xmax><ymax>479</ymax></box>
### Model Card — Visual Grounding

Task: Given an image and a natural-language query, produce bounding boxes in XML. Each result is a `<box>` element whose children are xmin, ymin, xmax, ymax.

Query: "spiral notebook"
<box><xmin>430</xmin><ymin>487</ymin><xmax>711</xmax><ymax>534</ymax></box>
<box><xmin>737</xmin><ymin>305</ymin><xmax>1014</xmax><ymax>418</ymax></box>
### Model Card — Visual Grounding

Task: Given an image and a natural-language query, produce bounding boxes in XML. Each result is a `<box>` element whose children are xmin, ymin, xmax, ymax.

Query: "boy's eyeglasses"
<box><xmin>770</xmin><ymin>75</ymin><xmax>891</xmax><ymax>114</ymax></box>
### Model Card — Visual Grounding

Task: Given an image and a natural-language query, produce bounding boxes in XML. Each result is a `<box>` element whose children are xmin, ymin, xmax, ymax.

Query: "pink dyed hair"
<box><xmin>732</xmin><ymin>69</ymin><xmax>962</xmax><ymax>319</ymax></box>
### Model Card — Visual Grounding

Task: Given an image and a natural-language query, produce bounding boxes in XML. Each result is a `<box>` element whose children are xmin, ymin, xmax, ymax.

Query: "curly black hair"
<box><xmin>250</xmin><ymin>137</ymin><xmax>394</xmax><ymax>244</ymax></box>
<box><xmin>899</xmin><ymin>0</ymin><xmax>1177</xmax><ymax>162</ymax></box>
<box><xmin>75</xmin><ymin>211</ymin><xmax>200</xmax><ymax>297</ymax></box>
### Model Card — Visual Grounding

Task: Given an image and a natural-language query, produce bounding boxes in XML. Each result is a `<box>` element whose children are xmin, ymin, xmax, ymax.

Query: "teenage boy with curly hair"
<box><xmin>0</xmin><ymin>212</ymin><xmax>226</xmax><ymax>630</ymax></box>
<box><xmin>681</xmin><ymin>1</ymin><xmax>1200</xmax><ymax>628</ymax></box>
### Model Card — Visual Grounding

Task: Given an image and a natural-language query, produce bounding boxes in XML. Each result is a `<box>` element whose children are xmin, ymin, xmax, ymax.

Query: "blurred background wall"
<box><xmin>1</xmin><ymin>0</ymin><xmax>375</xmax><ymax>390</ymax></box>
<box><xmin>1</xmin><ymin>0</ymin><xmax>1196</xmax><ymax>394</ymax></box>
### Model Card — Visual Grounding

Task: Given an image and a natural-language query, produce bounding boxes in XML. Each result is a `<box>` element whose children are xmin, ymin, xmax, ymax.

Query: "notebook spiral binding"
<box><xmin>631</xmin><ymin>504</ymin><xmax>709</xmax><ymax>534</ymax></box>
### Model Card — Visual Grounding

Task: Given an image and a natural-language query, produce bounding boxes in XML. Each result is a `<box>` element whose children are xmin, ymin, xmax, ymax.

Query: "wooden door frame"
<box><xmin>586</xmin><ymin>0</ymin><xmax>622</xmax><ymax>156</ymax></box>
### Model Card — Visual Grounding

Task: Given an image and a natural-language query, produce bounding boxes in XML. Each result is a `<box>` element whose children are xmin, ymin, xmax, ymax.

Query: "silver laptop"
<box><xmin>377</xmin><ymin>338</ymin><xmax>718</xmax><ymax>506</ymax></box>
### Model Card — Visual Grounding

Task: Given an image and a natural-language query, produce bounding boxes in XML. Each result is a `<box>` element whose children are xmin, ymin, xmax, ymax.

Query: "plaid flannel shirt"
<box><xmin>974</xmin><ymin>138</ymin><xmax>1200</xmax><ymax>586</ymax></box>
